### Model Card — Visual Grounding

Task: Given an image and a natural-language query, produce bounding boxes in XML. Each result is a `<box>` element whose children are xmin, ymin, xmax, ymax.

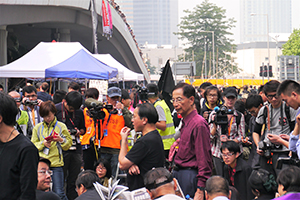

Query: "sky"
<box><xmin>178</xmin><ymin>0</ymin><xmax>300</xmax><ymax>44</ymax></box>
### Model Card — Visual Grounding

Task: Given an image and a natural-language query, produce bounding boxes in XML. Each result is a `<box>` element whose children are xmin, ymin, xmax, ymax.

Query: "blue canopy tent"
<box><xmin>45</xmin><ymin>49</ymin><xmax>118</xmax><ymax>79</ymax></box>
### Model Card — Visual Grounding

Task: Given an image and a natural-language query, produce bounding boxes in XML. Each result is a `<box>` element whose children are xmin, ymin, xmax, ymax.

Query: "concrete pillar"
<box><xmin>0</xmin><ymin>26</ymin><xmax>7</xmax><ymax>91</ymax></box>
<box><xmin>59</xmin><ymin>29</ymin><xmax>71</xmax><ymax>42</ymax></box>
<box><xmin>0</xmin><ymin>26</ymin><xmax>7</xmax><ymax>66</ymax></box>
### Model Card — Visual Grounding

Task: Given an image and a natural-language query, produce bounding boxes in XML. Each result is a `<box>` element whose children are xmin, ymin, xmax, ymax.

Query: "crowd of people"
<box><xmin>1</xmin><ymin>79</ymin><xmax>300</xmax><ymax>200</ymax></box>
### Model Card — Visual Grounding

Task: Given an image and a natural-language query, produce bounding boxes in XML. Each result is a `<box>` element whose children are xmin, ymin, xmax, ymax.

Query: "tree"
<box><xmin>282</xmin><ymin>29</ymin><xmax>300</xmax><ymax>56</ymax></box>
<box><xmin>176</xmin><ymin>0</ymin><xmax>238</xmax><ymax>77</ymax></box>
<box><xmin>145</xmin><ymin>60</ymin><xmax>157</xmax><ymax>74</ymax></box>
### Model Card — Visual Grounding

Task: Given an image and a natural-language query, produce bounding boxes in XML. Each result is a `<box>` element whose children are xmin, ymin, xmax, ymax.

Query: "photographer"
<box><xmin>253</xmin><ymin>80</ymin><xmax>296</xmax><ymax>177</ymax></box>
<box><xmin>82</xmin><ymin>88</ymin><xmax>100</xmax><ymax>170</ymax></box>
<box><xmin>56</xmin><ymin>91</ymin><xmax>86</xmax><ymax>200</ymax></box>
<box><xmin>200</xmin><ymin>85</ymin><xmax>223</xmax><ymax>121</ymax></box>
<box><xmin>100</xmin><ymin>86</ymin><xmax>132</xmax><ymax>177</ymax></box>
<box><xmin>277</xmin><ymin>80</ymin><xmax>300</xmax><ymax>160</ymax></box>
<box><xmin>209</xmin><ymin>87</ymin><xmax>245</xmax><ymax>176</ymax></box>
<box><xmin>20</xmin><ymin>85</ymin><xmax>43</xmax><ymax>139</ymax></box>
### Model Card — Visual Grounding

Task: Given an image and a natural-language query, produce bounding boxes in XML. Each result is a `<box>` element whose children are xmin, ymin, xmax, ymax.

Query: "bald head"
<box><xmin>8</xmin><ymin>91</ymin><xmax>21</xmax><ymax>107</ymax></box>
<box><xmin>205</xmin><ymin>176</ymin><xmax>230</xmax><ymax>199</ymax></box>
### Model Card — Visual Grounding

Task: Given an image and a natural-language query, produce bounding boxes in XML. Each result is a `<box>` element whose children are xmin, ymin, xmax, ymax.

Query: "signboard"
<box><xmin>89</xmin><ymin>80</ymin><xmax>108</xmax><ymax>102</ymax></box>
<box><xmin>172</xmin><ymin>62</ymin><xmax>196</xmax><ymax>76</ymax></box>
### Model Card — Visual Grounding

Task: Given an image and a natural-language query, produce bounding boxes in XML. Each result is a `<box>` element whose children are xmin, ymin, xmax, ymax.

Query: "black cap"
<box><xmin>144</xmin><ymin>167</ymin><xmax>173</xmax><ymax>190</ymax></box>
<box><xmin>223</xmin><ymin>87</ymin><xmax>238</xmax><ymax>98</ymax></box>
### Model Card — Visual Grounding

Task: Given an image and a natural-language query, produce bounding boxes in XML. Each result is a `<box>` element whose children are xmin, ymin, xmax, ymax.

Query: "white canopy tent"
<box><xmin>0</xmin><ymin>42</ymin><xmax>94</xmax><ymax>78</ymax></box>
<box><xmin>93</xmin><ymin>54</ymin><xmax>144</xmax><ymax>82</ymax></box>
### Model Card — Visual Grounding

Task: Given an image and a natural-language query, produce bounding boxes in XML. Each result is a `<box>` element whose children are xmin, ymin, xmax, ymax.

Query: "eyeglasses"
<box><xmin>25</xmin><ymin>94</ymin><xmax>37</xmax><ymax>98</ymax></box>
<box><xmin>248</xmin><ymin>107</ymin><xmax>259</xmax><ymax>115</ymax></box>
<box><xmin>207</xmin><ymin>94</ymin><xmax>218</xmax><ymax>98</ymax></box>
<box><xmin>266</xmin><ymin>94</ymin><xmax>278</xmax><ymax>100</ymax></box>
<box><xmin>221</xmin><ymin>152</ymin><xmax>235</xmax><ymax>158</ymax></box>
<box><xmin>38</xmin><ymin>170</ymin><xmax>53</xmax><ymax>176</ymax></box>
<box><xmin>96</xmin><ymin>166</ymin><xmax>106</xmax><ymax>171</ymax></box>
<box><xmin>171</xmin><ymin>97</ymin><xmax>187</xmax><ymax>103</ymax></box>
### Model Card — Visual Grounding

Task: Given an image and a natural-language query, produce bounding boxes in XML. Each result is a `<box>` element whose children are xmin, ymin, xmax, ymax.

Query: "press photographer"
<box><xmin>100</xmin><ymin>86</ymin><xmax>133</xmax><ymax>177</ymax></box>
<box><xmin>55</xmin><ymin>91</ymin><xmax>86</xmax><ymax>200</ymax></box>
<box><xmin>209</xmin><ymin>87</ymin><xmax>245</xmax><ymax>176</ymax></box>
<box><xmin>20</xmin><ymin>85</ymin><xmax>43</xmax><ymax>139</ymax></box>
<box><xmin>253</xmin><ymin>80</ymin><xmax>296</xmax><ymax>177</ymax></box>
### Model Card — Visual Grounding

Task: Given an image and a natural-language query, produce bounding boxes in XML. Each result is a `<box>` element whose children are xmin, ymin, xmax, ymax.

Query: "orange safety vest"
<box><xmin>100</xmin><ymin>108</ymin><xmax>125</xmax><ymax>149</ymax></box>
<box><xmin>81</xmin><ymin>108</ymin><xmax>99</xmax><ymax>146</ymax></box>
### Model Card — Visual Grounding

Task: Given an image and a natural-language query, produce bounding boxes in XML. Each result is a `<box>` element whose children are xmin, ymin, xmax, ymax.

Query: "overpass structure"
<box><xmin>0</xmin><ymin>0</ymin><xmax>150</xmax><ymax>82</ymax></box>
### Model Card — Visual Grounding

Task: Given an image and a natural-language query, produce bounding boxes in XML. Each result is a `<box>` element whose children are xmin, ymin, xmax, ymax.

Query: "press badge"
<box><xmin>104</xmin><ymin>129</ymin><xmax>108</xmax><ymax>137</ymax></box>
<box><xmin>43</xmin><ymin>147</ymin><xmax>49</xmax><ymax>155</ymax></box>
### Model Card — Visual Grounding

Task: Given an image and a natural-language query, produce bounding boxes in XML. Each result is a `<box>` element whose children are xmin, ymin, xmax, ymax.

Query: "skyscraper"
<box><xmin>117</xmin><ymin>0</ymin><xmax>178</xmax><ymax>46</ymax></box>
<box><xmin>240</xmin><ymin>0</ymin><xmax>291</xmax><ymax>43</ymax></box>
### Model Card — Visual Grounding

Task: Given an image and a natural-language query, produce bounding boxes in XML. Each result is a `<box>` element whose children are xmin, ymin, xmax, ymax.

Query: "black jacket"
<box><xmin>224</xmin><ymin>156</ymin><xmax>254</xmax><ymax>200</ymax></box>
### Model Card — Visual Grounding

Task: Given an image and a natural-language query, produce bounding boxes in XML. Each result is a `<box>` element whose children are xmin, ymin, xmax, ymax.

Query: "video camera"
<box><xmin>23</xmin><ymin>99</ymin><xmax>38</xmax><ymax>106</ymax></box>
<box><xmin>214</xmin><ymin>106</ymin><xmax>234</xmax><ymax>126</ymax></box>
<box><xmin>138</xmin><ymin>86</ymin><xmax>148</xmax><ymax>103</ymax></box>
<box><xmin>69</xmin><ymin>129</ymin><xmax>78</xmax><ymax>135</ymax></box>
<box><xmin>85</xmin><ymin>98</ymin><xmax>113</xmax><ymax>120</ymax></box>
<box><xmin>258</xmin><ymin>137</ymin><xmax>282</xmax><ymax>158</ymax></box>
<box><xmin>276</xmin><ymin>157</ymin><xmax>300</xmax><ymax>169</ymax></box>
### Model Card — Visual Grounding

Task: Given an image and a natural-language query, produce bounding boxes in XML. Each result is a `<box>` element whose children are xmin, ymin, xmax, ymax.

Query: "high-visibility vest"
<box><xmin>17</xmin><ymin>110</ymin><xmax>29</xmax><ymax>126</ymax></box>
<box><xmin>154</xmin><ymin>100</ymin><xmax>175</xmax><ymax>150</ymax></box>
<box><xmin>81</xmin><ymin>108</ymin><xmax>99</xmax><ymax>146</ymax></box>
<box><xmin>100</xmin><ymin>108</ymin><xmax>125</xmax><ymax>149</ymax></box>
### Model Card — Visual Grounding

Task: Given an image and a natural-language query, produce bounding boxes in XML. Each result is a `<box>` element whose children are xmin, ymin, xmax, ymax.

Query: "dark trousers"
<box><xmin>63</xmin><ymin>151</ymin><xmax>82</xmax><ymax>200</ymax></box>
<box><xmin>172</xmin><ymin>168</ymin><xmax>198</xmax><ymax>198</ymax></box>
<box><xmin>213</xmin><ymin>156</ymin><xmax>224</xmax><ymax>176</ymax></box>
<box><xmin>83</xmin><ymin>146</ymin><xmax>97</xmax><ymax>170</ymax></box>
<box><xmin>259</xmin><ymin>151</ymin><xmax>289</xmax><ymax>178</ymax></box>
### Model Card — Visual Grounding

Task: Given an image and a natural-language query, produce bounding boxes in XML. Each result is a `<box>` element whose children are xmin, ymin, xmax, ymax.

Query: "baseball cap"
<box><xmin>223</xmin><ymin>87</ymin><xmax>238</xmax><ymax>98</ymax></box>
<box><xmin>144</xmin><ymin>167</ymin><xmax>173</xmax><ymax>190</ymax></box>
<box><xmin>107</xmin><ymin>87</ymin><xmax>121</xmax><ymax>98</ymax></box>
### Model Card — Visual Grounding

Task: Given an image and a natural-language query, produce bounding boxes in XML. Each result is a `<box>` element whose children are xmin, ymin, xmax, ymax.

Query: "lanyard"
<box><xmin>62</xmin><ymin>103</ymin><xmax>75</xmax><ymax>127</ymax></box>
<box><xmin>228</xmin><ymin>115</ymin><xmax>234</xmax><ymax>136</ymax></box>
<box><xmin>41</xmin><ymin>121</ymin><xmax>58</xmax><ymax>139</ymax></box>
<box><xmin>105</xmin><ymin>112</ymin><xmax>112</xmax><ymax>129</ymax></box>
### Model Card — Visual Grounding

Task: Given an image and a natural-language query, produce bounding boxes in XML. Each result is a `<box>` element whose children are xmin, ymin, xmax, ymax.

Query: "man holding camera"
<box><xmin>21</xmin><ymin>85</ymin><xmax>43</xmax><ymax>139</ymax></box>
<box><xmin>56</xmin><ymin>91</ymin><xmax>85</xmax><ymax>200</ymax></box>
<box><xmin>209</xmin><ymin>87</ymin><xmax>245</xmax><ymax>176</ymax></box>
<box><xmin>253</xmin><ymin>80</ymin><xmax>296</xmax><ymax>177</ymax></box>
<box><xmin>100</xmin><ymin>86</ymin><xmax>132</xmax><ymax>177</ymax></box>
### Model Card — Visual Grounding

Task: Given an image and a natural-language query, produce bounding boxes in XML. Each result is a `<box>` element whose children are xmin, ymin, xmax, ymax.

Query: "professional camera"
<box><xmin>69</xmin><ymin>129</ymin><xmax>78</xmax><ymax>135</ymax></box>
<box><xmin>258</xmin><ymin>138</ymin><xmax>282</xmax><ymax>158</ymax></box>
<box><xmin>214</xmin><ymin>106</ymin><xmax>234</xmax><ymax>126</ymax></box>
<box><xmin>23</xmin><ymin>99</ymin><xmax>38</xmax><ymax>106</ymax></box>
<box><xmin>276</xmin><ymin>157</ymin><xmax>300</xmax><ymax>169</ymax></box>
<box><xmin>85</xmin><ymin>98</ymin><xmax>113</xmax><ymax>120</ymax></box>
<box><xmin>138</xmin><ymin>86</ymin><xmax>148</xmax><ymax>102</ymax></box>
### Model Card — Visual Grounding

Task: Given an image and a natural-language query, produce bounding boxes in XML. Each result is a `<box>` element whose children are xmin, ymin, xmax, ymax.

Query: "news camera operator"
<box><xmin>253</xmin><ymin>80</ymin><xmax>296</xmax><ymax>177</ymax></box>
<box><xmin>99</xmin><ymin>86</ymin><xmax>133</xmax><ymax>177</ymax></box>
<box><xmin>20</xmin><ymin>85</ymin><xmax>43</xmax><ymax>139</ymax></box>
<box><xmin>208</xmin><ymin>87</ymin><xmax>245</xmax><ymax>176</ymax></box>
<box><xmin>55</xmin><ymin>91</ymin><xmax>86</xmax><ymax>200</ymax></box>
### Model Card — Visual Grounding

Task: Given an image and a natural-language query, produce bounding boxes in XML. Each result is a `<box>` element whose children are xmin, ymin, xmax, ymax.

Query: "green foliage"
<box><xmin>282</xmin><ymin>29</ymin><xmax>300</xmax><ymax>56</ymax></box>
<box><xmin>146</xmin><ymin>60</ymin><xmax>157</xmax><ymax>75</ymax></box>
<box><xmin>176</xmin><ymin>0</ymin><xmax>238</xmax><ymax>77</ymax></box>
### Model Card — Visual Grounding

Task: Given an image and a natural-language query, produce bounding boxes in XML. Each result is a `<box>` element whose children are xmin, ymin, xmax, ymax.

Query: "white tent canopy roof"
<box><xmin>0</xmin><ymin>42</ymin><xmax>92</xmax><ymax>78</ymax></box>
<box><xmin>93</xmin><ymin>54</ymin><xmax>144</xmax><ymax>81</ymax></box>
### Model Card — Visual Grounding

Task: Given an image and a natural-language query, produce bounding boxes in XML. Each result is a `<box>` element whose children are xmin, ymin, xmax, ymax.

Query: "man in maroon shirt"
<box><xmin>172</xmin><ymin>83</ymin><xmax>213</xmax><ymax>200</ymax></box>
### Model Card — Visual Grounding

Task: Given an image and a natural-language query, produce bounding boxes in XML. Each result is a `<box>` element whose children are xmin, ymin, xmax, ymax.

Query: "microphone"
<box><xmin>85</xmin><ymin>98</ymin><xmax>102</xmax><ymax>109</ymax></box>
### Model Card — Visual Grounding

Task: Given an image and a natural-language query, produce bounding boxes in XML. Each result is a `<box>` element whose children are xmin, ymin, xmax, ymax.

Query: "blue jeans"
<box><xmin>173</xmin><ymin>168</ymin><xmax>198</xmax><ymax>198</ymax></box>
<box><xmin>51</xmin><ymin>166</ymin><xmax>68</xmax><ymax>200</ymax></box>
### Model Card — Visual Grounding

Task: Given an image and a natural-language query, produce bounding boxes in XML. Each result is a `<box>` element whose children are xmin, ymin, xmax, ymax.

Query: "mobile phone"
<box><xmin>45</xmin><ymin>136</ymin><xmax>54</xmax><ymax>141</ymax></box>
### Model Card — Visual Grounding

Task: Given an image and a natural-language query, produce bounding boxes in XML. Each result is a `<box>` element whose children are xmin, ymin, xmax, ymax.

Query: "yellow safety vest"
<box><xmin>154</xmin><ymin>100</ymin><xmax>175</xmax><ymax>150</ymax></box>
